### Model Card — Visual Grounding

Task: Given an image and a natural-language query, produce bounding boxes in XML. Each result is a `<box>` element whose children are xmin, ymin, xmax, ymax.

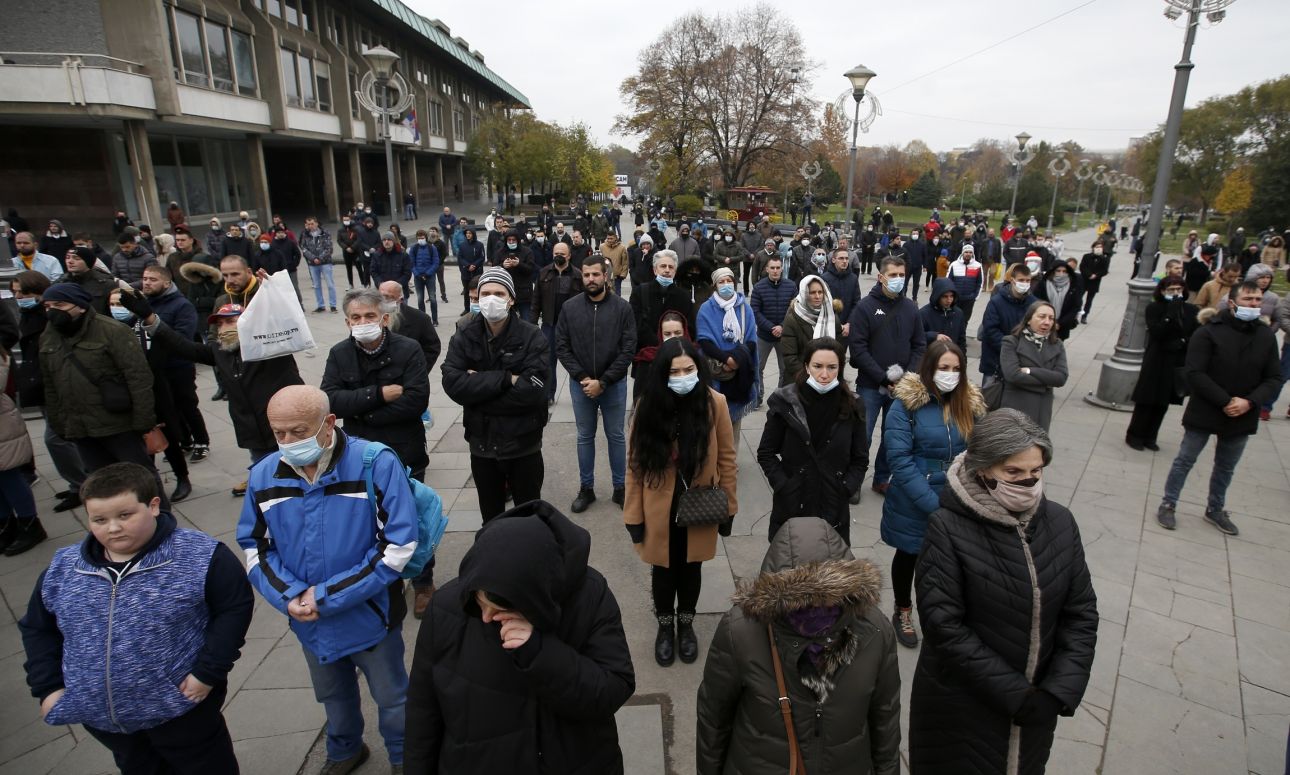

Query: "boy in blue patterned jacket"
<box><xmin>19</xmin><ymin>463</ymin><xmax>253</xmax><ymax>773</ymax></box>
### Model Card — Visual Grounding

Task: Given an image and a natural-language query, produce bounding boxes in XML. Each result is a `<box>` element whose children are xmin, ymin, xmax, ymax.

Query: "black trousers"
<box><xmin>908</xmin><ymin>267</ymin><xmax>922</xmax><ymax>301</ymax></box>
<box><xmin>740</xmin><ymin>260</ymin><xmax>756</xmax><ymax>291</ymax></box>
<box><xmin>1127</xmin><ymin>400</ymin><xmax>1170</xmax><ymax>445</ymax></box>
<box><xmin>85</xmin><ymin>685</ymin><xmax>238</xmax><ymax>775</ymax></box>
<box><xmin>342</xmin><ymin>251</ymin><xmax>369</xmax><ymax>287</ymax></box>
<box><xmin>1082</xmin><ymin>289</ymin><xmax>1099</xmax><ymax>315</ymax></box>
<box><xmin>470</xmin><ymin>451</ymin><xmax>544</xmax><ymax>522</ymax></box>
<box><xmin>651</xmin><ymin>520</ymin><xmax>703</xmax><ymax>615</ymax></box>
<box><xmin>891</xmin><ymin>549</ymin><xmax>918</xmax><ymax>609</ymax></box>
<box><xmin>165</xmin><ymin>368</ymin><xmax>210</xmax><ymax>447</ymax></box>
<box><xmin>76</xmin><ymin>431</ymin><xmax>169</xmax><ymax>511</ymax></box>
<box><xmin>956</xmin><ymin>298</ymin><xmax>976</xmax><ymax>325</ymax></box>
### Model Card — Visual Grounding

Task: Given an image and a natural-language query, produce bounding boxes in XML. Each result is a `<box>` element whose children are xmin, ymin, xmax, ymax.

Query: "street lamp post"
<box><xmin>1101</xmin><ymin>170</ymin><xmax>1121</xmax><ymax>222</ymax></box>
<box><xmin>842</xmin><ymin>64</ymin><xmax>877</xmax><ymax>239</ymax></box>
<box><xmin>1046</xmin><ymin>151</ymin><xmax>1070</xmax><ymax>233</ymax></box>
<box><xmin>1007</xmin><ymin>132</ymin><xmax>1035</xmax><ymax>219</ymax></box>
<box><xmin>1071</xmin><ymin>159</ymin><xmax>1093</xmax><ymax>231</ymax></box>
<box><xmin>1088</xmin><ymin>0</ymin><xmax>1235</xmax><ymax>410</ymax></box>
<box><xmin>1089</xmin><ymin>165</ymin><xmax>1107</xmax><ymax>227</ymax></box>
<box><xmin>354</xmin><ymin>45</ymin><xmax>413</xmax><ymax>225</ymax></box>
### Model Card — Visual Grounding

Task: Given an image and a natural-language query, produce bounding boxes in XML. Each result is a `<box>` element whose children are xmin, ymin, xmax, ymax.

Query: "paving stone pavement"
<box><xmin>0</xmin><ymin>216</ymin><xmax>1287</xmax><ymax>775</ymax></box>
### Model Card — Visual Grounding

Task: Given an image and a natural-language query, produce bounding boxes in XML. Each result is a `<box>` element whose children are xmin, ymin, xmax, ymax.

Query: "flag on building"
<box><xmin>404</xmin><ymin>109</ymin><xmax>420</xmax><ymax>141</ymax></box>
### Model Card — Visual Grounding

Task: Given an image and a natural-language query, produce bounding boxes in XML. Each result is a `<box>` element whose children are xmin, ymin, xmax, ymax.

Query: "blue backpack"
<box><xmin>360</xmin><ymin>441</ymin><xmax>448</xmax><ymax>580</ymax></box>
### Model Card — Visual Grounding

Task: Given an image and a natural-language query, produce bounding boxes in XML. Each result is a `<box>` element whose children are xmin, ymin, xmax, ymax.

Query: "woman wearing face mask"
<box><xmin>1033</xmin><ymin>263</ymin><xmax>1082</xmax><ymax>341</ymax></box>
<box><xmin>1126</xmin><ymin>276</ymin><xmax>1200</xmax><ymax>450</ymax></box>
<box><xmin>756</xmin><ymin>337</ymin><xmax>866</xmax><ymax>545</ymax></box>
<box><xmin>1077</xmin><ymin>241</ymin><xmax>1111</xmax><ymax>323</ymax></box>
<box><xmin>909</xmin><ymin>409</ymin><xmax>1098</xmax><ymax>775</ymax></box>
<box><xmin>780</xmin><ymin>276</ymin><xmax>841</xmax><ymax>385</ymax></box>
<box><xmin>999</xmin><ymin>302</ymin><xmax>1068</xmax><ymax>431</ymax></box>
<box><xmin>631</xmin><ymin>310</ymin><xmax>691</xmax><ymax>398</ymax></box>
<box><xmin>696</xmin><ymin>267</ymin><xmax>759</xmax><ymax>437</ymax></box>
<box><xmin>624</xmin><ymin>337</ymin><xmax>738</xmax><ymax>667</ymax></box>
<box><xmin>881</xmin><ymin>340</ymin><xmax>986</xmax><ymax>648</ymax></box>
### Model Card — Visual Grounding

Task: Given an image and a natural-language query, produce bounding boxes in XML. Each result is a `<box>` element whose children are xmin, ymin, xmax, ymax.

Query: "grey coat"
<box><xmin>999</xmin><ymin>334</ymin><xmax>1068</xmax><ymax>430</ymax></box>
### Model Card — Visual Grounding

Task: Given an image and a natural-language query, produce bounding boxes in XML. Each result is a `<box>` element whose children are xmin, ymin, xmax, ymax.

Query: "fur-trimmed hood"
<box><xmin>732</xmin><ymin>518</ymin><xmax>880</xmax><ymax>621</ymax></box>
<box><xmin>890</xmin><ymin>371</ymin><xmax>987</xmax><ymax>416</ymax></box>
<box><xmin>180</xmin><ymin>261</ymin><xmax>222</xmax><ymax>284</ymax></box>
<box><xmin>1197</xmin><ymin>306</ymin><xmax>1272</xmax><ymax>327</ymax></box>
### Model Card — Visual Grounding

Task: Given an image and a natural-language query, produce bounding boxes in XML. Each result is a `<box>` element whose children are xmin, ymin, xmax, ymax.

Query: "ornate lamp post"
<box><xmin>1007</xmin><ymin>132</ymin><xmax>1035</xmax><ymax>218</ymax></box>
<box><xmin>1088</xmin><ymin>0</ymin><xmax>1236</xmax><ymax>410</ymax></box>
<box><xmin>1071</xmin><ymin>159</ymin><xmax>1093</xmax><ymax>231</ymax></box>
<box><xmin>1101</xmin><ymin>170</ymin><xmax>1122</xmax><ymax>222</ymax></box>
<box><xmin>1089</xmin><ymin>165</ymin><xmax>1107</xmax><ymax>226</ymax></box>
<box><xmin>1046</xmin><ymin>151</ymin><xmax>1071</xmax><ymax>233</ymax></box>
<box><xmin>354</xmin><ymin>45</ymin><xmax>413</xmax><ymax>225</ymax></box>
<box><xmin>841</xmin><ymin>64</ymin><xmax>878</xmax><ymax>237</ymax></box>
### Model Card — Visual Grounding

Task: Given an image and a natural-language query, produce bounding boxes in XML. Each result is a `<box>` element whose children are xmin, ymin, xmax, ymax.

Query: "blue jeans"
<box><xmin>1162</xmin><ymin>427</ymin><xmax>1249</xmax><ymax>513</ymax></box>
<box><xmin>413</xmin><ymin>275</ymin><xmax>438</xmax><ymax>322</ymax></box>
<box><xmin>303</xmin><ymin>629</ymin><xmax>406</xmax><ymax>764</ymax></box>
<box><xmin>569</xmin><ymin>378</ymin><xmax>628</xmax><ymax>489</ymax></box>
<box><xmin>309</xmin><ymin>262</ymin><xmax>337</xmax><ymax>309</ymax></box>
<box><xmin>0</xmin><ymin>467</ymin><xmax>37</xmax><ymax>521</ymax></box>
<box><xmin>859</xmin><ymin>386</ymin><xmax>894</xmax><ymax>484</ymax></box>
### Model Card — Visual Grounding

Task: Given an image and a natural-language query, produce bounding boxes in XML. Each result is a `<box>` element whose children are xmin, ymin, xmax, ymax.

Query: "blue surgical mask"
<box><xmin>885</xmin><ymin>277</ymin><xmax>905</xmax><ymax>294</ymax></box>
<box><xmin>470</xmin><ymin>302</ymin><xmax>481</xmax><ymax>314</ymax></box>
<box><xmin>668</xmin><ymin>372</ymin><xmax>700</xmax><ymax>395</ymax></box>
<box><xmin>657</xmin><ymin>275</ymin><xmax>674</xmax><ymax>288</ymax></box>
<box><xmin>806</xmin><ymin>375</ymin><xmax>839</xmax><ymax>393</ymax></box>
<box><xmin>16</xmin><ymin>297</ymin><xmax>38</xmax><ymax>309</ymax></box>
<box><xmin>1233</xmin><ymin>305</ymin><xmax>1261</xmax><ymax>322</ymax></box>
<box><xmin>278</xmin><ymin>421</ymin><xmax>326</xmax><ymax>466</ymax></box>
<box><xmin>717</xmin><ymin>284</ymin><xmax>735</xmax><ymax>299</ymax></box>
<box><xmin>110</xmin><ymin>306</ymin><xmax>134</xmax><ymax>322</ymax></box>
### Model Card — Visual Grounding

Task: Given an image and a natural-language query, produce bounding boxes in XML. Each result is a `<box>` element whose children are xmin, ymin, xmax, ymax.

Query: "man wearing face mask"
<box><xmin>555</xmin><ymin>257</ymin><xmax>636</xmax><ymax>512</ymax></box>
<box><xmin>442</xmin><ymin>268</ymin><xmax>550</xmax><ymax>522</ymax></box>
<box><xmin>488</xmin><ymin>228</ymin><xmax>536</xmax><ymax>321</ymax></box>
<box><xmin>536</xmin><ymin>243</ymin><xmax>584</xmax><ymax>405</ymax></box>
<box><xmin>978</xmin><ymin>265</ymin><xmax>1037</xmax><ymax>386</ymax></box>
<box><xmin>668</xmin><ymin>223</ymin><xmax>702</xmax><ymax>263</ymax></box>
<box><xmin>1077</xmin><ymin>241</ymin><xmax>1111</xmax><ymax>324</ymax></box>
<box><xmin>821</xmin><ymin>247</ymin><xmax>859</xmax><ymax>328</ymax></box>
<box><xmin>628</xmin><ymin>233</ymin><xmax>655</xmax><ymax>287</ymax></box>
<box><xmin>238</xmin><ymin>385</ymin><xmax>418</xmax><ymax>775</ymax></box>
<box><xmin>848</xmin><ymin>255</ymin><xmax>926</xmax><ymax>495</ymax></box>
<box><xmin>947</xmin><ymin>244</ymin><xmax>985</xmax><ymax>323</ymax></box>
<box><xmin>904</xmin><ymin>228</ymin><xmax>928</xmax><ymax>301</ymax></box>
<box><xmin>1154</xmin><ymin>280</ymin><xmax>1281</xmax><ymax>536</ymax></box>
<box><xmin>126</xmin><ymin>294</ymin><xmax>303</xmax><ymax>496</ymax></box>
<box><xmin>713</xmin><ymin>228</ymin><xmax>744</xmax><ymax>287</ymax></box>
<box><xmin>790</xmin><ymin>231</ymin><xmax>816</xmax><ymax>280</ymax></box>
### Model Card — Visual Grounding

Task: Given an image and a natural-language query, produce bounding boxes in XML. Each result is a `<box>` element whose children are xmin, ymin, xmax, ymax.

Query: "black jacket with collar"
<box><xmin>554</xmin><ymin>291</ymin><xmax>636</xmax><ymax>385</ymax></box>
<box><xmin>1181</xmin><ymin>308</ymin><xmax>1281</xmax><ymax>437</ymax></box>
<box><xmin>847</xmin><ymin>283</ymin><xmax>926</xmax><ymax>389</ymax></box>
<box><xmin>392</xmin><ymin>303</ymin><xmax>442</xmax><ymax>374</ymax></box>
<box><xmin>321</xmin><ymin>331</ymin><xmax>430</xmax><ymax>471</ymax></box>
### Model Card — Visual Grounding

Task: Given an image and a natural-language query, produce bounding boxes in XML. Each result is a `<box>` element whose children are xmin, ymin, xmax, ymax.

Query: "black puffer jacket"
<box><xmin>320</xmin><ymin>331</ymin><xmax>430</xmax><ymax>474</ymax></box>
<box><xmin>756</xmin><ymin>384</ymin><xmax>867</xmax><ymax>542</ymax></box>
<box><xmin>441</xmin><ymin>312</ymin><xmax>549</xmax><ymax>460</ymax></box>
<box><xmin>404</xmin><ymin>500</ymin><xmax>635</xmax><ymax>774</ymax></box>
<box><xmin>696</xmin><ymin>518</ymin><xmax>901</xmax><ymax>775</ymax></box>
<box><xmin>1181</xmin><ymin>307</ymin><xmax>1281</xmax><ymax>437</ymax></box>
<box><xmin>911</xmin><ymin>457</ymin><xmax>1098</xmax><ymax>775</ymax></box>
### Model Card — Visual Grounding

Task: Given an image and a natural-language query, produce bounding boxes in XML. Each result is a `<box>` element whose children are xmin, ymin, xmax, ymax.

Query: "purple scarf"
<box><xmin>786</xmin><ymin>605</ymin><xmax>842</xmax><ymax>667</ymax></box>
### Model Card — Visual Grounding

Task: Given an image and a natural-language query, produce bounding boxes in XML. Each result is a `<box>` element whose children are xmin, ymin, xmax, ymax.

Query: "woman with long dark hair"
<box><xmin>625</xmin><ymin>337</ymin><xmax>738</xmax><ymax>668</ymax></box>
<box><xmin>756</xmin><ymin>337</ymin><xmax>866</xmax><ymax>545</ymax></box>
<box><xmin>1126</xmin><ymin>275</ymin><xmax>1199</xmax><ymax>450</ymax></box>
<box><xmin>882</xmin><ymin>339</ymin><xmax>986</xmax><ymax>648</ymax></box>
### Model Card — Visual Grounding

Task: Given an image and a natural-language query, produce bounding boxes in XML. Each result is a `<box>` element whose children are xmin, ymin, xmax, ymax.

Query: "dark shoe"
<box><xmin>320</xmin><ymin>744</ymin><xmax>370</xmax><ymax>775</ymax></box>
<box><xmin>1156</xmin><ymin>501</ymin><xmax>1177</xmax><ymax>530</ymax></box>
<box><xmin>571</xmin><ymin>487</ymin><xmax>596</xmax><ymax>513</ymax></box>
<box><xmin>1126</xmin><ymin>438</ymin><xmax>1145</xmax><ymax>451</ymax></box>
<box><xmin>330</xmin><ymin>307</ymin><xmax>338</xmax><ymax>313</ymax></box>
<box><xmin>55</xmin><ymin>489</ymin><xmax>75</xmax><ymax>500</ymax></box>
<box><xmin>211</xmin><ymin>387</ymin><xmax>226</xmax><ymax>401</ymax></box>
<box><xmin>0</xmin><ymin>519</ymin><xmax>17</xmax><ymax>554</ymax></box>
<box><xmin>893</xmin><ymin>606</ymin><xmax>919</xmax><ymax>648</ymax></box>
<box><xmin>1144</xmin><ymin>441</ymin><xmax>1160</xmax><ymax>451</ymax></box>
<box><xmin>231</xmin><ymin>480</ymin><xmax>247</xmax><ymax>497</ymax></box>
<box><xmin>413</xmin><ymin>585</ymin><xmax>435</xmax><ymax>619</ymax></box>
<box><xmin>314</xmin><ymin>306</ymin><xmax>326</xmax><ymax>313</ymax></box>
<box><xmin>53</xmin><ymin>494</ymin><xmax>82</xmax><ymax>513</ymax></box>
<box><xmin>3</xmin><ymin>518</ymin><xmax>47</xmax><ymax>556</ymax></box>
<box><xmin>654</xmin><ymin>615</ymin><xmax>676</xmax><ymax>667</ymax></box>
<box><xmin>849</xmin><ymin>489</ymin><xmax>862</xmax><ymax>505</ymax></box>
<box><xmin>189</xmin><ymin>444</ymin><xmax>209</xmax><ymax>463</ymax></box>
<box><xmin>677</xmin><ymin>612</ymin><xmax>699</xmax><ymax>663</ymax></box>
<box><xmin>871</xmin><ymin>482</ymin><xmax>889</xmax><ymax>496</ymax></box>
<box><xmin>1204</xmin><ymin>509</ymin><xmax>1239</xmax><ymax>536</ymax></box>
<box><xmin>170</xmin><ymin>479</ymin><xmax>192</xmax><ymax>503</ymax></box>
<box><xmin>611</xmin><ymin>486</ymin><xmax>625</xmax><ymax>507</ymax></box>
<box><xmin>441</xmin><ymin>295</ymin><xmax>449</xmax><ymax>303</ymax></box>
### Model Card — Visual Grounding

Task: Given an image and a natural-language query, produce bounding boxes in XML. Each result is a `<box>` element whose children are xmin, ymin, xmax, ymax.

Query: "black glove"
<box><xmin>1013</xmin><ymin>689</ymin><xmax>1064</xmax><ymax>727</ymax></box>
<box><xmin>118</xmin><ymin>289</ymin><xmax>154</xmax><ymax>321</ymax></box>
<box><xmin>625</xmin><ymin>522</ymin><xmax>644</xmax><ymax>544</ymax></box>
<box><xmin>718</xmin><ymin>517</ymin><xmax>733</xmax><ymax>537</ymax></box>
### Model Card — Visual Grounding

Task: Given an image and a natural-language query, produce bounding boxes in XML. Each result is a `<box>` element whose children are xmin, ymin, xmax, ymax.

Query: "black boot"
<box><xmin>677</xmin><ymin>611</ymin><xmax>699</xmax><ymax>663</ymax></box>
<box><xmin>3</xmin><ymin>517</ymin><xmax>47</xmax><ymax>556</ymax></box>
<box><xmin>0</xmin><ymin>519</ymin><xmax>17</xmax><ymax>554</ymax></box>
<box><xmin>654</xmin><ymin>614</ymin><xmax>675</xmax><ymax>667</ymax></box>
<box><xmin>171</xmin><ymin>479</ymin><xmax>193</xmax><ymax>503</ymax></box>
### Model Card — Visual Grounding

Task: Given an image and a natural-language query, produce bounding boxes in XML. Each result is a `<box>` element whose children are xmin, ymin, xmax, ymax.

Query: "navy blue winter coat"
<box><xmin>919</xmin><ymin>279</ymin><xmax>967</xmax><ymax>353</ymax></box>
<box><xmin>821</xmin><ymin>265</ymin><xmax>859</xmax><ymax>323</ymax></box>
<box><xmin>880</xmin><ymin>374</ymin><xmax>986</xmax><ymax>554</ymax></box>
<box><xmin>978</xmin><ymin>283</ymin><xmax>1037</xmax><ymax>377</ymax></box>
<box><xmin>847</xmin><ymin>284</ymin><xmax>926</xmax><ymax>389</ymax></box>
<box><xmin>749</xmin><ymin>276</ymin><xmax>796</xmax><ymax>342</ymax></box>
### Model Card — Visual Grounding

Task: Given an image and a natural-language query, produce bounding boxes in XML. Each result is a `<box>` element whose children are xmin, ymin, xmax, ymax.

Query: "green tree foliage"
<box><xmin>466</xmin><ymin>113</ymin><xmax>614</xmax><ymax>198</ymax></box>
<box><xmin>907</xmin><ymin>170</ymin><xmax>941</xmax><ymax>208</ymax></box>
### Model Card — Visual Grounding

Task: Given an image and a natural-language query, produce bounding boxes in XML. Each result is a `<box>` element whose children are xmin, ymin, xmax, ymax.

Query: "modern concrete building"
<box><xmin>0</xmin><ymin>0</ymin><xmax>528</xmax><ymax>239</ymax></box>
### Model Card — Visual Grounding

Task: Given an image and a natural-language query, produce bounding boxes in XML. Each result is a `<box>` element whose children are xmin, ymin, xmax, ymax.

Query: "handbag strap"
<box><xmin>64</xmin><ymin>350</ymin><xmax>96</xmax><ymax>385</ymax></box>
<box><xmin>768</xmin><ymin>623</ymin><xmax>807</xmax><ymax>775</ymax></box>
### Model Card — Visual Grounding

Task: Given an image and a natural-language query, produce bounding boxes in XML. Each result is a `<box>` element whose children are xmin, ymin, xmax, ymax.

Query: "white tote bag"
<box><xmin>237</xmin><ymin>271</ymin><xmax>315</xmax><ymax>362</ymax></box>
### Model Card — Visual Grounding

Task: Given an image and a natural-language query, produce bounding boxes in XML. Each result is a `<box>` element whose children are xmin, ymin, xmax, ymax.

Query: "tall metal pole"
<box><xmin>1072</xmin><ymin>178</ymin><xmax>1086</xmax><ymax>230</ymax></box>
<box><xmin>382</xmin><ymin>81</ymin><xmax>398</xmax><ymax>226</ymax></box>
<box><xmin>1009</xmin><ymin>162</ymin><xmax>1021</xmax><ymax>217</ymax></box>
<box><xmin>1089</xmin><ymin>0</ymin><xmax>1208</xmax><ymax>409</ymax></box>
<box><xmin>843</xmin><ymin>97</ymin><xmax>861</xmax><ymax>239</ymax></box>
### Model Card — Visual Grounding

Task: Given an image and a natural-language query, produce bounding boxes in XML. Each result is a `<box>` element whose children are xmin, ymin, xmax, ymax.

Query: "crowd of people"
<box><xmin>2</xmin><ymin>198</ymin><xmax>1286</xmax><ymax>775</ymax></box>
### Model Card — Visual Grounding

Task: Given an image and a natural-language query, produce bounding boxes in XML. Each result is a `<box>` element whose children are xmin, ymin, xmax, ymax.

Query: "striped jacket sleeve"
<box><xmin>312</xmin><ymin>449</ymin><xmax>419</xmax><ymax>615</ymax></box>
<box><xmin>236</xmin><ymin>486</ymin><xmax>310</xmax><ymax>614</ymax></box>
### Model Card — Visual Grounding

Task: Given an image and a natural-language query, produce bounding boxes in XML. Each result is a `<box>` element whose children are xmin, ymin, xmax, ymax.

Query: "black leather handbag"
<box><xmin>674</xmin><ymin>472</ymin><xmax>729</xmax><ymax>527</ymax></box>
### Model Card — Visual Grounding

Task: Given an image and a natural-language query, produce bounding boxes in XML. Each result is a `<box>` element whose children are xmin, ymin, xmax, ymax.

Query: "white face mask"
<box><xmin>806</xmin><ymin>375</ymin><xmax>839</xmax><ymax>393</ymax></box>
<box><xmin>478</xmin><ymin>295</ymin><xmax>510</xmax><ymax>322</ymax></box>
<box><xmin>350</xmin><ymin>321</ymin><xmax>383</xmax><ymax>343</ymax></box>
<box><xmin>934</xmin><ymin>371</ymin><xmax>961</xmax><ymax>393</ymax></box>
<box><xmin>1014</xmin><ymin>281</ymin><xmax>1031</xmax><ymax>294</ymax></box>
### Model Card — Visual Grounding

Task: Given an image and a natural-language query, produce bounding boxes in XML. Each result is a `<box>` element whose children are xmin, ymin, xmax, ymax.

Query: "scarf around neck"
<box><xmin>792</xmin><ymin>275</ymin><xmax>836</xmax><ymax>339</ymax></box>
<box><xmin>713</xmin><ymin>289</ymin><xmax>745</xmax><ymax>342</ymax></box>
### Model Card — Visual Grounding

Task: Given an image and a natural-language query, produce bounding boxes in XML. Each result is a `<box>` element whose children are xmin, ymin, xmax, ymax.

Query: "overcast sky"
<box><xmin>411</xmin><ymin>0</ymin><xmax>1289</xmax><ymax>155</ymax></box>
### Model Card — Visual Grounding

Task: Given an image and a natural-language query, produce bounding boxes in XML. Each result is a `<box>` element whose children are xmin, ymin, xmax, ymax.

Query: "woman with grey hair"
<box><xmin>999</xmin><ymin>301</ymin><xmax>1068</xmax><ymax>430</ymax></box>
<box><xmin>909</xmin><ymin>409</ymin><xmax>1098</xmax><ymax>775</ymax></box>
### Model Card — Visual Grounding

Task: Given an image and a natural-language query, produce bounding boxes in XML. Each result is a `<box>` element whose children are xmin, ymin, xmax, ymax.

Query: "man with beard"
<box><xmin>377</xmin><ymin>281</ymin><xmax>441</xmax><ymax>378</ymax></box>
<box><xmin>536</xmin><ymin>242</ymin><xmax>584</xmax><ymax>405</ymax></box>
<box><xmin>141</xmin><ymin>265</ymin><xmax>210</xmax><ymax>466</ymax></box>
<box><xmin>120</xmin><ymin>294</ymin><xmax>303</xmax><ymax>497</ymax></box>
<box><xmin>12</xmin><ymin>232</ymin><xmax>64</xmax><ymax>281</ymax></box>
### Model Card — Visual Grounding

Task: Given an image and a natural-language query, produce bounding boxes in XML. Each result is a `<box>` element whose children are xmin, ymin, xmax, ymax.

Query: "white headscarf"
<box><xmin>792</xmin><ymin>276</ymin><xmax>836</xmax><ymax>339</ymax></box>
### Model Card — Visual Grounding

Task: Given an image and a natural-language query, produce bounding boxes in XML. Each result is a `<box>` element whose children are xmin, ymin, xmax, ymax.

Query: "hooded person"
<box><xmin>488</xmin><ymin>228</ymin><xmax>536</xmax><ymax>320</ymax></box>
<box><xmin>404</xmin><ymin>500</ymin><xmax>635</xmax><ymax>774</ymax></box>
<box><xmin>456</xmin><ymin>227</ymin><xmax>487</xmax><ymax>313</ymax></box>
<box><xmin>920</xmin><ymin>278</ymin><xmax>967</xmax><ymax>353</ymax></box>
<box><xmin>780</xmin><ymin>275</ymin><xmax>841</xmax><ymax>383</ymax></box>
<box><xmin>676</xmin><ymin>254</ymin><xmax>716</xmax><ymax>316</ymax></box>
<box><xmin>696</xmin><ymin>518</ymin><xmax>901</xmax><ymax>775</ymax></box>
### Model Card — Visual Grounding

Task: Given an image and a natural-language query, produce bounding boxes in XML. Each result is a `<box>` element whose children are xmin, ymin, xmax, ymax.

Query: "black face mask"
<box><xmin>47</xmin><ymin>308</ymin><xmax>83</xmax><ymax>335</ymax></box>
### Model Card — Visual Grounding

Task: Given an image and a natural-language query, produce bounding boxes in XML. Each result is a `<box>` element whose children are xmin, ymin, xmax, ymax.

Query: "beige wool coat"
<box><xmin>625</xmin><ymin>389</ymin><xmax>739</xmax><ymax>567</ymax></box>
